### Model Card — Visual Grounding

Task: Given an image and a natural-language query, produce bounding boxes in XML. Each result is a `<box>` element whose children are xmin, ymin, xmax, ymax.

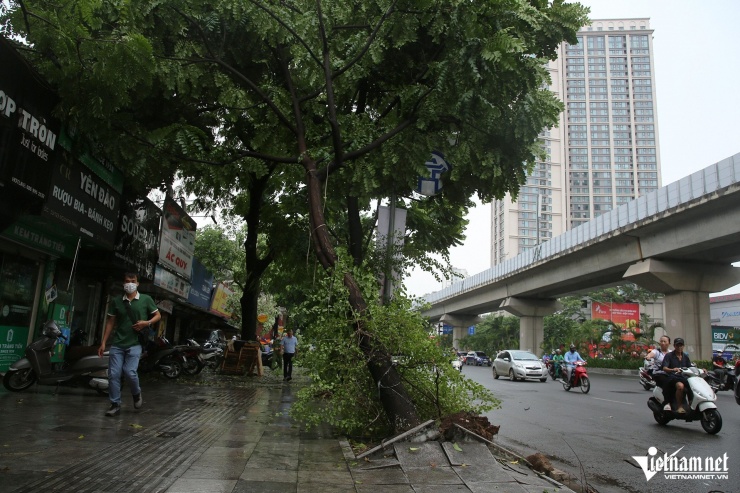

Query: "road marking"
<box><xmin>592</xmin><ymin>397</ymin><xmax>634</xmax><ymax>406</ymax></box>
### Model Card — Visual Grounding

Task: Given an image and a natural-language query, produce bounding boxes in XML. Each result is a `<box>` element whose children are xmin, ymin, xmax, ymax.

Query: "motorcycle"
<box><xmin>639</xmin><ymin>359</ymin><xmax>657</xmax><ymax>391</ymax></box>
<box><xmin>703</xmin><ymin>361</ymin><xmax>737</xmax><ymax>393</ymax></box>
<box><xmin>138</xmin><ymin>336</ymin><xmax>184</xmax><ymax>379</ymax></box>
<box><xmin>561</xmin><ymin>361</ymin><xmax>590</xmax><ymax>393</ymax></box>
<box><xmin>3</xmin><ymin>320</ymin><xmax>109</xmax><ymax>394</ymax></box>
<box><xmin>735</xmin><ymin>360</ymin><xmax>740</xmax><ymax>406</ymax></box>
<box><xmin>647</xmin><ymin>366</ymin><xmax>722</xmax><ymax>434</ymax></box>
<box><xmin>179</xmin><ymin>339</ymin><xmax>224</xmax><ymax>375</ymax></box>
<box><xmin>545</xmin><ymin>359</ymin><xmax>560</xmax><ymax>380</ymax></box>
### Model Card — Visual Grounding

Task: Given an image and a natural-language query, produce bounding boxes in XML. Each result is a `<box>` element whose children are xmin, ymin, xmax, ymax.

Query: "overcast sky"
<box><xmin>404</xmin><ymin>0</ymin><xmax>740</xmax><ymax>298</ymax></box>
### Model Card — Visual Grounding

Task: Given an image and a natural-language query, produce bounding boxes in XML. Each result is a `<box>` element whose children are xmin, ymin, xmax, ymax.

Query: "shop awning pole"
<box><xmin>67</xmin><ymin>237</ymin><xmax>81</xmax><ymax>292</ymax></box>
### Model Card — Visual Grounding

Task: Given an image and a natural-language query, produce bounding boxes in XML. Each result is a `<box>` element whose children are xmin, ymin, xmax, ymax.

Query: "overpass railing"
<box><xmin>423</xmin><ymin>152</ymin><xmax>740</xmax><ymax>304</ymax></box>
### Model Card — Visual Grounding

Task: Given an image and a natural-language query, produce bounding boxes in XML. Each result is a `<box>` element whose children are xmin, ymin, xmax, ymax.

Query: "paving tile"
<box><xmin>199</xmin><ymin>444</ymin><xmax>257</xmax><ymax>459</ymax></box>
<box><xmin>181</xmin><ymin>461</ymin><xmax>248</xmax><ymax>480</ymax></box>
<box><xmin>296</xmin><ymin>469</ymin><xmax>354</xmax><ymax>485</ymax></box>
<box><xmin>240</xmin><ymin>467</ymin><xmax>298</xmax><ymax>483</ymax></box>
<box><xmin>164</xmin><ymin>478</ymin><xmax>237</xmax><ymax>493</ymax></box>
<box><xmin>350</xmin><ymin>468</ymin><xmax>410</xmax><ymax>485</ymax></box>
<box><xmin>394</xmin><ymin>442</ymin><xmax>449</xmax><ymax>468</ymax></box>
<box><xmin>413</xmin><ymin>485</ymin><xmax>473</xmax><ymax>493</ymax></box>
<box><xmin>404</xmin><ymin>466</ymin><xmax>463</xmax><ymax>485</ymax></box>
<box><xmin>355</xmin><ymin>485</ymin><xmax>414</xmax><ymax>493</ymax></box>
<box><xmin>233</xmin><ymin>479</ymin><xmax>296</xmax><ymax>493</ymax></box>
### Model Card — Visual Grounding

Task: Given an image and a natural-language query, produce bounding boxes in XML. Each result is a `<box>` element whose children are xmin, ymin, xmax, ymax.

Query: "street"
<box><xmin>462</xmin><ymin>365</ymin><xmax>738</xmax><ymax>493</ymax></box>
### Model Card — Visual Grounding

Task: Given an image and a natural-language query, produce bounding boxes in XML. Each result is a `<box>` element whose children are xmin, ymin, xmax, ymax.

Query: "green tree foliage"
<box><xmin>458</xmin><ymin>315</ymin><xmax>520</xmax><ymax>356</ymax></box>
<box><xmin>291</xmin><ymin>255</ymin><xmax>499</xmax><ymax>437</ymax></box>
<box><xmin>2</xmin><ymin>0</ymin><xmax>589</xmax><ymax>431</ymax></box>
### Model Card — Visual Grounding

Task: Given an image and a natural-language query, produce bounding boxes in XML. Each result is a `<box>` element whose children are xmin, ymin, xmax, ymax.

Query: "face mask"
<box><xmin>123</xmin><ymin>282</ymin><xmax>137</xmax><ymax>294</ymax></box>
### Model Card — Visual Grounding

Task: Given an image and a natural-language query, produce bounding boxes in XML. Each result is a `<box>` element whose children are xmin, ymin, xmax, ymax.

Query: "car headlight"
<box><xmin>513</xmin><ymin>362</ymin><xmax>523</xmax><ymax>369</ymax></box>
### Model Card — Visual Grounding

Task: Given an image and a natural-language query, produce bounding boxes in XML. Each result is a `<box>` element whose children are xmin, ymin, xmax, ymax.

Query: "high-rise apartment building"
<box><xmin>491</xmin><ymin>18</ymin><xmax>661</xmax><ymax>265</ymax></box>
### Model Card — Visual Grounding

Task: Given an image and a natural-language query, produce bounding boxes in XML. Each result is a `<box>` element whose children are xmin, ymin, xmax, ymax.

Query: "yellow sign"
<box><xmin>210</xmin><ymin>283</ymin><xmax>233</xmax><ymax>318</ymax></box>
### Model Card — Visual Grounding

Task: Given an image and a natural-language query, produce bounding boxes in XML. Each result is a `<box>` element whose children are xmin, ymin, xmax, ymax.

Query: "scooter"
<box><xmin>138</xmin><ymin>336</ymin><xmax>184</xmax><ymax>379</ymax></box>
<box><xmin>545</xmin><ymin>359</ymin><xmax>560</xmax><ymax>380</ymax></box>
<box><xmin>646</xmin><ymin>366</ymin><xmax>722</xmax><ymax>434</ymax></box>
<box><xmin>639</xmin><ymin>359</ymin><xmax>657</xmax><ymax>391</ymax></box>
<box><xmin>3</xmin><ymin>320</ymin><xmax>109</xmax><ymax>394</ymax></box>
<box><xmin>561</xmin><ymin>361</ymin><xmax>590</xmax><ymax>393</ymax></box>
<box><xmin>704</xmin><ymin>363</ymin><xmax>737</xmax><ymax>393</ymax></box>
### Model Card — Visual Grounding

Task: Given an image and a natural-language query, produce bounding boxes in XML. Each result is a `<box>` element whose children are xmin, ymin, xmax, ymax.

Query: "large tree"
<box><xmin>2</xmin><ymin>0</ymin><xmax>588</xmax><ymax>431</ymax></box>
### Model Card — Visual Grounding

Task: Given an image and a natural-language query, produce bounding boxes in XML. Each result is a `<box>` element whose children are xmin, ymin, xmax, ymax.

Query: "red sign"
<box><xmin>592</xmin><ymin>302</ymin><xmax>640</xmax><ymax>331</ymax></box>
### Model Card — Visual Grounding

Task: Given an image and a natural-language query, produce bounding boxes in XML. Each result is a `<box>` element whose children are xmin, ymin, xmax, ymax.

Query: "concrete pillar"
<box><xmin>663</xmin><ymin>291</ymin><xmax>713</xmax><ymax>361</ymax></box>
<box><xmin>499</xmin><ymin>298</ymin><xmax>561</xmax><ymax>356</ymax></box>
<box><xmin>437</xmin><ymin>314</ymin><xmax>483</xmax><ymax>351</ymax></box>
<box><xmin>624</xmin><ymin>259</ymin><xmax>740</xmax><ymax>361</ymax></box>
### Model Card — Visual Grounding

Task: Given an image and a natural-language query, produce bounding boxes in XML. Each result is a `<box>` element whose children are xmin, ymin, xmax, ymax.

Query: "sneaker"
<box><xmin>133</xmin><ymin>393</ymin><xmax>143</xmax><ymax>410</ymax></box>
<box><xmin>677</xmin><ymin>407</ymin><xmax>686</xmax><ymax>414</ymax></box>
<box><xmin>105</xmin><ymin>403</ymin><xmax>121</xmax><ymax>417</ymax></box>
<box><xmin>663</xmin><ymin>404</ymin><xmax>671</xmax><ymax>411</ymax></box>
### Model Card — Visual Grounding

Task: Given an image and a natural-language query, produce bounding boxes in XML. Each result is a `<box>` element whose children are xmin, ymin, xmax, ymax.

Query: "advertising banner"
<box><xmin>210</xmin><ymin>282</ymin><xmax>233</xmax><ymax>318</ymax></box>
<box><xmin>0</xmin><ymin>325</ymin><xmax>29</xmax><ymax>372</ymax></box>
<box><xmin>154</xmin><ymin>264</ymin><xmax>190</xmax><ymax>299</ymax></box>
<box><xmin>592</xmin><ymin>302</ymin><xmax>640</xmax><ymax>330</ymax></box>
<box><xmin>0</xmin><ymin>39</ymin><xmax>61</xmax><ymax>207</ymax></box>
<box><xmin>188</xmin><ymin>258</ymin><xmax>214</xmax><ymax>310</ymax></box>
<box><xmin>158</xmin><ymin>198</ymin><xmax>196</xmax><ymax>281</ymax></box>
<box><xmin>711</xmin><ymin>326</ymin><xmax>739</xmax><ymax>352</ymax></box>
<box><xmin>113</xmin><ymin>197</ymin><xmax>161</xmax><ymax>281</ymax></box>
<box><xmin>41</xmin><ymin>151</ymin><xmax>121</xmax><ymax>248</ymax></box>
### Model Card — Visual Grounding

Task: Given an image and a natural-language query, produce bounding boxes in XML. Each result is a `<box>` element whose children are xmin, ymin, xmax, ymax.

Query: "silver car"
<box><xmin>492</xmin><ymin>350</ymin><xmax>548</xmax><ymax>382</ymax></box>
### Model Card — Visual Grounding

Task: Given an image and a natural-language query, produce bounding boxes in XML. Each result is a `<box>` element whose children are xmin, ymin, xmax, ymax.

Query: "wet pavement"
<box><xmin>0</xmin><ymin>370</ymin><xmax>574</xmax><ymax>492</ymax></box>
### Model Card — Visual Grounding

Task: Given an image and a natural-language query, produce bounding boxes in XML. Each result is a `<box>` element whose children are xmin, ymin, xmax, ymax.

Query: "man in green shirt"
<box><xmin>98</xmin><ymin>272</ymin><xmax>161</xmax><ymax>417</ymax></box>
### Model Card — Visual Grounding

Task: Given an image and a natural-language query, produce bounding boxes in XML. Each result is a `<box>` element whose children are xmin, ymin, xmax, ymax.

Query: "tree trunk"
<box><xmin>305</xmin><ymin>159</ymin><xmax>420</xmax><ymax>432</ymax></box>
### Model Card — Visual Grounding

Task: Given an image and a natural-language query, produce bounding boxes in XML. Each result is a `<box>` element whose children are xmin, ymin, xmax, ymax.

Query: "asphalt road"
<box><xmin>461</xmin><ymin>364</ymin><xmax>738</xmax><ymax>493</ymax></box>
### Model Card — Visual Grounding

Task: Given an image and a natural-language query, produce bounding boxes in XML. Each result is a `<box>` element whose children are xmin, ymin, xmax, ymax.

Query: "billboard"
<box><xmin>158</xmin><ymin>197</ymin><xmax>196</xmax><ymax>281</ymax></box>
<box><xmin>591</xmin><ymin>302</ymin><xmax>640</xmax><ymax>329</ymax></box>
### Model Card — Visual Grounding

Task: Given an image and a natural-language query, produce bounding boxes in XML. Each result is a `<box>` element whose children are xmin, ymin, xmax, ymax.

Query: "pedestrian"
<box><xmin>98</xmin><ymin>272</ymin><xmax>161</xmax><ymax>417</ymax></box>
<box><xmin>280</xmin><ymin>328</ymin><xmax>298</xmax><ymax>382</ymax></box>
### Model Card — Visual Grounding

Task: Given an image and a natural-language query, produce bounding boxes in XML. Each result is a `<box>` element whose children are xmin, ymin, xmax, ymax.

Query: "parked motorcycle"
<box><xmin>561</xmin><ymin>361</ymin><xmax>590</xmax><ymax>393</ymax></box>
<box><xmin>639</xmin><ymin>359</ymin><xmax>657</xmax><ymax>391</ymax></box>
<box><xmin>179</xmin><ymin>339</ymin><xmax>224</xmax><ymax>375</ymax></box>
<box><xmin>3</xmin><ymin>320</ymin><xmax>109</xmax><ymax>394</ymax></box>
<box><xmin>138</xmin><ymin>336</ymin><xmax>184</xmax><ymax>379</ymax></box>
<box><xmin>647</xmin><ymin>366</ymin><xmax>722</xmax><ymax>434</ymax></box>
<box><xmin>735</xmin><ymin>360</ymin><xmax>740</xmax><ymax>406</ymax></box>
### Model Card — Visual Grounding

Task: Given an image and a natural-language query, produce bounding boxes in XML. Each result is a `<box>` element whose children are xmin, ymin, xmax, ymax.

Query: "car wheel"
<box><xmin>492</xmin><ymin>367</ymin><xmax>499</xmax><ymax>379</ymax></box>
<box><xmin>540</xmin><ymin>378</ymin><xmax>547</xmax><ymax>383</ymax></box>
<box><xmin>509</xmin><ymin>369</ymin><xmax>516</xmax><ymax>382</ymax></box>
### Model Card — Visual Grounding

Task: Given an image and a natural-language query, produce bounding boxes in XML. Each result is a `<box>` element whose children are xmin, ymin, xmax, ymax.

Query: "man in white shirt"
<box><xmin>280</xmin><ymin>329</ymin><xmax>298</xmax><ymax>381</ymax></box>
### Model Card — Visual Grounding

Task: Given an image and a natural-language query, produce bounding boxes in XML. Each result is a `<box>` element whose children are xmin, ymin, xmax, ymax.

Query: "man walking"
<box><xmin>280</xmin><ymin>328</ymin><xmax>298</xmax><ymax>381</ymax></box>
<box><xmin>98</xmin><ymin>272</ymin><xmax>161</xmax><ymax>417</ymax></box>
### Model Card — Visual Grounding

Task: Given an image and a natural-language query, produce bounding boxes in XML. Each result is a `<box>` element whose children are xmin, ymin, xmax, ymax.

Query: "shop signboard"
<box><xmin>2</xmin><ymin>219</ymin><xmax>77</xmax><ymax>258</ymax></box>
<box><xmin>113</xmin><ymin>197</ymin><xmax>161</xmax><ymax>281</ymax></box>
<box><xmin>711</xmin><ymin>326</ymin><xmax>739</xmax><ymax>352</ymax></box>
<box><xmin>0</xmin><ymin>325</ymin><xmax>29</xmax><ymax>372</ymax></box>
<box><xmin>158</xmin><ymin>198</ymin><xmax>196</xmax><ymax>281</ymax></box>
<box><xmin>154</xmin><ymin>264</ymin><xmax>190</xmax><ymax>299</ymax></box>
<box><xmin>188</xmin><ymin>257</ymin><xmax>214</xmax><ymax>310</ymax></box>
<box><xmin>0</xmin><ymin>39</ymin><xmax>61</xmax><ymax>212</ymax></box>
<box><xmin>210</xmin><ymin>282</ymin><xmax>233</xmax><ymax>318</ymax></box>
<box><xmin>41</xmin><ymin>152</ymin><xmax>121</xmax><ymax>248</ymax></box>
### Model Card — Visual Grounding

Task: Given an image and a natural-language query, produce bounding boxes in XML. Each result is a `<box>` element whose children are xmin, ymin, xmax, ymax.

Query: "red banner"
<box><xmin>592</xmin><ymin>302</ymin><xmax>640</xmax><ymax>330</ymax></box>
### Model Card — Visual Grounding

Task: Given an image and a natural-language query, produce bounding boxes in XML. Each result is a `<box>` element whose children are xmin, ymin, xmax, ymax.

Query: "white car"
<box><xmin>492</xmin><ymin>350</ymin><xmax>548</xmax><ymax>382</ymax></box>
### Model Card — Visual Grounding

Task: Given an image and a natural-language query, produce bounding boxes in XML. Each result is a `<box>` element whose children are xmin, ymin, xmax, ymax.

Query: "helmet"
<box><xmin>569</xmin><ymin>344</ymin><xmax>576</xmax><ymax>351</ymax></box>
<box><xmin>556</xmin><ymin>349</ymin><xmax>561</xmax><ymax>354</ymax></box>
<box><xmin>674</xmin><ymin>338</ymin><xmax>685</xmax><ymax>346</ymax></box>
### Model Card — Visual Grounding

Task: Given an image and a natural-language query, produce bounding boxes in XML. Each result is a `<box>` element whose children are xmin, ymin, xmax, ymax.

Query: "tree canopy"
<box><xmin>1</xmin><ymin>0</ymin><xmax>590</xmax><ymax>432</ymax></box>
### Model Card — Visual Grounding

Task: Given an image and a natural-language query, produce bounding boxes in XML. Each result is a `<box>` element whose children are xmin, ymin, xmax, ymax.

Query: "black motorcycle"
<box><xmin>138</xmin><ymin>336</ymin><xmax>184</xmax><ymax>379</ymax></box>
<box><xmin>705</xmin><ymin>362</ymin><xmax>737</xmax><ymax>394</ymax></box>
<box><xmin>3</xmin><ymin>320</ymin><xmax>109</xmax><ymax>394</ymax></box>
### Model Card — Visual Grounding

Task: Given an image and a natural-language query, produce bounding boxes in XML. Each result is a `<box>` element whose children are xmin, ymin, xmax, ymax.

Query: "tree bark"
<box><xmin>305</xmin><ymin>158</ymin><xmax>420</xmax><ymax>432</ymax></box>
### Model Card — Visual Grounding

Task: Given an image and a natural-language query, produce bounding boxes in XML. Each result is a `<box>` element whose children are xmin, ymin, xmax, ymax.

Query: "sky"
<box><xmin>403</xmin><ymin>0</ymin><xmax>740</xmax><ymax>299</ymax></box>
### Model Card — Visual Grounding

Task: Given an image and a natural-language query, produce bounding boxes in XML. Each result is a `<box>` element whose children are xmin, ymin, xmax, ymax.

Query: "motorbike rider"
<box><xmin>661</xmin><ymin>337</ymin><xmax>692</xmax><ymax>413</ymax></box>
<box><xmin>551</xmin><ymin>348</ymin><xmax>564</xmax><ymax>378</ymax></box>
<box><xmin>711</xmin><ymin>353</ymin><xmax>727</xmax><ymax>388</ymax></box>
<box><xmin>646</xmin><ymin>335</ymin><xmax>671</xmax><ymax>408</ymax></box>
<box><xmin>564</xmin><ymin>344</ymin><xmax>584</xmax><ymax>384</ymax></box>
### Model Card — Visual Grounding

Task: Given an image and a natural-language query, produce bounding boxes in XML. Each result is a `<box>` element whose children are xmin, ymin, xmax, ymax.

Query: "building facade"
<box><xmin>492</xmin><ymin>18</ymin><xmax>662</xmax><ymax>264</ymax></box>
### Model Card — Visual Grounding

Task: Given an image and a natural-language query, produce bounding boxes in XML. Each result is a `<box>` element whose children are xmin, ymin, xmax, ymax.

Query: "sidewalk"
<box><xmin>0</xmin><ymin>370</ymin><xmax>574</xmax><ymax>492</ymax></box>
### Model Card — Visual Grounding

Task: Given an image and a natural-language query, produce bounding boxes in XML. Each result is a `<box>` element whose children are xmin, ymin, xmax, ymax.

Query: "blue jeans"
<box><xmin>108</xmin><ymin>345</ymin><xmax>142</xmax><ymax>405</ymax></box>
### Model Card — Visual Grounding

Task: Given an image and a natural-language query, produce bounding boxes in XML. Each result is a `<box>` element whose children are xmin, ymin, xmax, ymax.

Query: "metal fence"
<box><xmin>423</xmin><ymin>152</ymin><xmax>740</xmax><ymax>304</ymax></box>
